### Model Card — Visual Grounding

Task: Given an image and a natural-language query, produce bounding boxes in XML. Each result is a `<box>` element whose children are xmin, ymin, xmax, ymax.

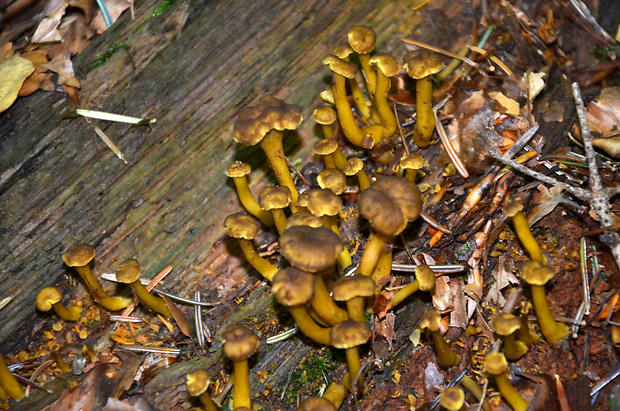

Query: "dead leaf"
<box><xmin>59</xmin><ymin>12</ymin><xmax>92</xmax><ymax>54</ymax></box>
<box><xmin>373</xmin><ymin>290</ymin><xmax>394</xmax><ymax>319</ymax></box>
<box><xmin>489</xmin><ymin>91</ymin><xmax>521</xmax><ymax>116</ymax></box>
<box><xmin>43</xmin><ymin>51</ymin><xmax>81</xmax><ymax>88</ymax></box>
<box><xmin>432</xmin><ymin>276</ymin><xmax>453</xmax><ymax>312</ymax></box>
<box><xmin>160</xmin><ymin>294</ymin><xmax>191</xmax><ymax>337</ymax></box>
<box><xmin>526</xmin><ymin>71</ymin><xmax>546</xmax><ymax>101</ymax></box>
<box><xmin>69</xmin><ymin>0</ymin><xmax>95</xmax><ymax>21</ymax></box>
<box><xmin>527</xmin><ymin>183</ymin><xmax>567</xmax><ymax>226</ymax></box>
<box><xmin>449</xmin><ymin>279</ymin><xmax>468</xmax><ymax>329</ymax></box>
<box><xmin>21</xmin><ymin>49</ymin><xmax>49</xmax><ymax>73</ymax></box>
<box><xmin>542</xmin><ymin>101</ymin><xmax>565</xmax><ymax>122</ymax></box>
<box><xmin>374</xmin><ymin>312</ymin><xmax>396</xmax><ymax>350</ymax></box>
<box><xmin>32</xmin><ymin>0</ymin><xmax>69</xmax><ymax>43</ymax></box>
<box><xmin>0</xmin><ymin>54</ymin><xmax>35</xmax><ymax>113</ymax></box>
<box><xmin>593</xmin><ymin>136</ymin><xmax>620</xmax><ymax>158</ymax></box>
<box><xmin>91</xmin><ymin>0</ymin><xmax>131</xmax><ymax>34</ymax></box>
<box><xmin>20</xmin><ymin>73</ymin><xmax>50</xmax><ymax>96</ymax></box>
<box><xmin>586</xmin><ymin>87</ymin><xmax>620</xmax><ymax>134</ymax></box>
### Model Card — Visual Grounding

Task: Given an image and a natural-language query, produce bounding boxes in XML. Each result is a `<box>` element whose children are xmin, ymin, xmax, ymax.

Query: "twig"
<box><xmin>402</xmin><ymin>38</ymin><xmax>478</xmax><ymax>67</ymax></box>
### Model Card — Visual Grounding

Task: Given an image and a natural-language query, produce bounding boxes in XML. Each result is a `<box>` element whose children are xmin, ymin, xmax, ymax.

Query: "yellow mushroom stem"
<box><xmin>198</xmin><ymin>392</ymin><xmax>218</xmax><ymax>411</ymax></box>
<box><xmin>356</xmin><ymin>169</ymin><xmax>371</xmax><ymax>190</ymax></box>
<box><xmin>322</xmin><ymin>153</ymin><xmax>336</xmax><ymax>169</ymax></box>
<box><xmin>358</xmin><ymin>54</ymin><xmax>376</xmax><ymax>95</ymax></box>
<box><xmin>391</xmin><ymin>278</ymin><xmax>421</xmax><ymax>308</ymax></box>
<box><xmin>511</xmin><ymin>210</ymin><xmax>546</xmax><ymax>264</ymax></box>
<box><xmin>51</xmin><ymin>302</ymin><xmax>82</xmax><ymax>322</ymax></box>
<box><xmin>270</xmin><ymin>209</ymin><xmax>287</xmax><ymax>235</ymax></box>
<box><xmin>357</xmin><ymin>231</ymin><xmax>392</xmax><ymax>276</ymax></box>
<box><xmin>73</xmin><ymin>264</ymin><xmax>109</xmax><ymax>301</ymax></box>
<box><xmin>412</xmin><ymin>75</ymin><xmax>434</xmax><ymax>148</ymax></box>
<box><xmin>258</xmin><ymin>130</ymin><xmax>299</xmax><ymax>210</ymax></box>
<box><xmin>231</xmin><ymin>175</ymin><xmax>274</xmax><ymax>227</ymax></box>
<box><xmin>530</xmin><ymin>284</ymin><xmax>569</xmax><ymax>344</ymax></box>
<box><xmin>311</xmin><ymin>278</ymin><xmax>349</xmax><ymax>325</ymax></box>
<box><xmin>370</xmin><ymin>245</ymin><xmax>392</xmax><ymax>285</ymax></box>
<box><xmin>345</xmin><ymin>347</ymin><xmax>363</xmax><ymax>392</ymax></box>
<box><xmin>373</xmin><ymin>65</ymin><xmax>397</xmax><ymax>137</ymax></box>
<box><xmin>0</xmin><ymin>385</ymin><xmax>7</xmax><ymax>401</ymax></box>
<box><xmin>99</xmin><ymin>296</ymin><xmax>131</xmax><ymax>311</ymax></box>
<box><xmin>321</xmin><ymin>215</ymin><xmax>352</xmax><ymax>270</ymax></box>
<box><xmin>0</xmin><ymin>353</ymin><xmax>23</xmax><ymax>400</ymax></box>
<box><xmin>320</xmin><ymin>123</ymin><xmax>334</xmax><ymax>139</ymax></box>
<box><xmin>288</xmin><ymin>306</ymin><xmax>331</xmax><ymax>345</ymax></box>
<box><xmin>332</xmin><ymin>149</ymin><xmax>348</xmax><ymax>171</ymax></box>
<box><xmin>131</xmin><ymin>281</ymin><xmax>172</xmax><ymax>318</ymax></box>
<box><xmin>232</xmin><ymin>358</ymin><xmax>251</xmax><ymax>409</ymax></box>
<box><xmin>428</xmin><ymin>330</ymin><xmax>461</xmax><ymax>369</ymax></box>
<box><xmin>461</xmin><ymin>376</ymin><xmax>491</xmax><ymax>411</ymax></box>
<box><xmin>348</xmin><ymin>77</ymin><xmax>371</xmax><ymax>119</ymax></box>
<box><xmin>322</xmin><ymin>381</ymin><xmax>347</xmax><ymax>409</ymax></box>
<box><xmin>502</xmin><ymin>332</ymin><xmax>528</xmax><ymax>361</ymax></box>
<box><xmin>51</xmin><ymin>349</ymin><xmax>71</xmax><ymax>374</ymax></box>
<box><xmin>493</xmin><ymin>372</ymin><xmax>529</xmax><ymax>411</ymax></box>
<box><xmin>237</xmin><ymin>239</ymin><xmax>278</xmax><ymax>281</ymax></box>
<box><xmin>345</xmin><ymin>297</ymin><xmax>367</xmax><ymax>323</ymax></box>
<box><xmin>332</xmin><ymin>71</ymin><xmax>381</xmax><ymax>149</ymax></box>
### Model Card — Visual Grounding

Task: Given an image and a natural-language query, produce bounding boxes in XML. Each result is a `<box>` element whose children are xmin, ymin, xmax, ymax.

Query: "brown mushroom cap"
<box><xmin>258</xmin><ymin>186</ymin><xmax>292</xmax><ymax>210</ymax></box>
<box><xmin>403</xmin><ymin>51</ymin><xmax>443</xmax><ymax>79</ymax></box>
<box><xmin>484</xmin><ymin>352</ymin><xmax>508</xmax><ymax>375</ymax></box>
<box><xmin>521</xmin><ymin>260</ymin><xmax>554</xmax><ymax>285</ymax></box>
<box><xmin>323</xmin><ymin>55</ymin><xmax>358</xmax><ymax>79</ymax></box>
<box><xmin>186</xmin><ymin>369</ymin><xmax>210</xmax><ymax>396</ymax></box>
<box><xmin>233</xmin><ymin>96</ymin><xmax>303</xmax><ymax>146</ymax></box>
<box><xmin>224</xmin><ymin>212</ymin><xmax>260</xmax><ymax>240</ymax></box>
<box><xmin>313</xmin><ymin>107</ymin><xmax>337</xmax><ymax>125</ymax></box>
<box><xmin>297</xmin><ymin>397</ymin><xmax>338</xmax><ymax>411</ymax></box>
<box><xmin>272</xmin><ymin>267</ymin><xmax>315</xmax><ymax>306</ymax></box>
<box><xmin>330</xmin><ymin>320</ymin><xmax>372</xmax><ymax>349</ymax></box>
<box><xmin>419</xmin><ymin>308</ymin><xmax>442</xmax><ymax>333</ymax></box>
<box><xmin>307</xmin><ymin>188</ymin><xmax>343</xmax><ymax>218</ymax></box>
<box><xmin>332</xmin><ymin>275</ymin><xmax>376</xmax><ymax>301</ymax></box>
<box><xmin>400</xmin><ymin>154</ymin><xmax>425</xmax><ymax>171</ymax></box>
<box><xmin>343</xmin><ymin>157</ymin><xmax>364</xmax><ymax>176</ymax></box>
<box><xmin>116</xmin><ymin>258</ymin><xmax>141</xmax><ymax>284</ymax></box>
<box><xmin>36</xmin><ymin>287</ymin><xmax>62</xmax><ymax>311</ymax></box>
<box><xmin>333</xmin><ymin>43</ymin><xmax>354</xmax><ymax>60</ymax></box>
<box><xmin>348</xmin><ymin>26</ymin><xmax>376</xmax><ymax>54</ymax></box>
<box><xmin>62</xmin><ymin>244</ymin><xmax>95</xmax><ymax>267</ymax></box>
<box><xmin>504</xmin><ymin>197</ymin><xmax>524</xmax><ymax>217</ymax></box>
<box><xmin>314</xmin><ymin>139</ymin><xmax>338</xmax><ymax>156</ymax></box>
<box><xmin>317</xmin><ymin>169</ymin><xmax>347</xmax><ymax>195</ymax></box>
<box><xmin>225</xmin><ymin>161</ymin><xmax>252</xmax><ymax>178</ymax></box>
<box><xmin>320</xmin><ymin>90</ymin><xmax>335</xmax><ymax>105</ymax></box>
<box><xmin>369</xmin><ymin>53</ymin><xmax>399</xmax><ymax>77</ymax></box>
<box><xmin>415</xmin><ymin>265</ymin><xmax>436</xmax><ymax>292</ymax></box>
<box><xmin>222</xmin><ymin>325</ymin><xmax>260</xmax><ymax>362</ymax></box>
<box><xmin>494</xmin><ymin>313</ymin><xmax>522</xmax><ymax>336</ymax></box>
<box><xmin>286</xmin><ymin>212</ymin><xmax>324</xmax><ymax>229</ymax></box>
<box><xmin>358</xmin><ymin>176</ymin><xmax>422</xmax><ymax>236</ymax></box>
<box><xmin>279</xmin><ymin>226</ymin><xmax>344</xmax><ymax>272</ymax></box>
<box><xmin>440</xmin><ymin>387</ymin><xmax>465</xmax><ymax>411</ymax></box>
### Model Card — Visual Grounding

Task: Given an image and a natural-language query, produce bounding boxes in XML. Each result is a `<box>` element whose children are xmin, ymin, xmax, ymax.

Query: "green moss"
<box><xmin>285</xmin><ymin>348</ymin><xmax>337</xmax><ymax>399</ymax></box>
<box><xmin>89</xmin><ymin>43</ymin><xmax>131</xmax><ymax>71</ymax></box>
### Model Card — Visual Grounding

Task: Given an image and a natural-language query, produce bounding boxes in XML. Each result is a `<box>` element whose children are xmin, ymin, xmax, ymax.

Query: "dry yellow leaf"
<box><xmin>489</xmin><ymin>91</ymin><xmax>521</xmax><ymax>116</ymax></box>
<box><xmin>0</xmin><ymin>54</ymin><xmax>35</xmax><ymax>113</ymax></box>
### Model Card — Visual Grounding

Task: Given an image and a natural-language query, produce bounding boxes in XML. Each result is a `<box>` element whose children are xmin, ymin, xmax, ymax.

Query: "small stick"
<box><xmin>402</xmin><ymin>38</ymin><xmax>478</xmax><ymax>67</ymax></box>
<box><xmin>434</xmin><ymin>110</ymin><xmax>469</xmax><ymax>178</ymax></box>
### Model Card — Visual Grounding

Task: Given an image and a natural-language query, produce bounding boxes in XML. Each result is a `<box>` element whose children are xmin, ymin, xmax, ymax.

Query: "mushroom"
<box><xmin>517</xmin><ymin>301</ymin><xmax>540</xmax><ymax>345</ymax></box>
<box><xmin>403</xmin><ymin>51</ymin><xmax>443</xmax><ymax>148</ymax></box>
<box><xmin>356</xmin><ymin>176</ymin><xmax>422</xmax><ymax>276</ymax></box>
<box><xmin>461</xmin><ymin>375</ymin><xmax>491</xmax><ymax>411</ymax></box>
<box><xmin>314</xmin><ymin>139</ymin><xmax>338</xmax><ymax>169</ymax></box>
<box><xmin>323</xmin><ymin>55</ymin><xmax>382</xmax><ymax>149</ymax></box>
<box><xmin>285</xmin><ymin>212</ymin><xmax>323</xmax><ymax>229</ymax></box>
<box><xmin>62</xmin><ymin>244</ymin><xmax>130</xmax><ymax>311</ymax></box>
<box><xmin>332</xmin><ymin>275</ymin><xmax>376</xmax><ymax>323</ymax></box>
<box><xmin>321</xmin><ymin>381</ymin><xmax>347</xmax><ymax>409</ymax></box>
<box><xmin>333</xmin><ymin>43</ymin><xmax>372</xmax><ymax>120</ymax></box>
<box><xmin>258</xmin><ymin>185</ymin><xmax>291</xmax><ymax>234</ymax></box>
<box><xmin>399</xmin><ymin>153</ymin><xmax>425</xmax><ymax>182</ymax></box>
<box><xmin>317</xmin><ymin>168</ymin><xmax>347</xmax><ymax>196</ymax></box>
<box><xmin>222</xmin><ymin>326</ymin><xmax>260</xmax><ymax>410</ymax></box>
<box><xmin>343</xmin><ymin>157</ymin><xmax>371</xmax><ymax>190</ymax></box>
<box><xmin>233</xmin><ymin>96</ymin><xmax>303</xmax><ymax>208</ymax></box>
<box><xmin>224</xmin><ymin>212</ymin><xmax>278</xmax><ymax>281</ymax></box>
<box><xmin>493</xmin><ymin>313</ymin><xmax>528</xmax><ymax>361</ymax></box>
<box><xmin>186</xmin><ymin>369</ymin><xmax>219</xmax><ymax>411</ymax></box>
<box><xmin>419</xmin><ymin>308</ymin><xmax>461</xmax><ymax>369</ymax></box>
<box><xmin>313</xmin><ymin>106</ymin><xmax>338</xmax><ymax>139</ymax></box>
<box><xmin>390</xmin><ymin>264</ymin><xmax>436</xmax><ymax>308</ymax></box>
<box><xmin>271</xmin><ymin>267</ymin><xmax>331</xmax><ymax>345</ymax></box>
<box><xmin>116</xmin><ymin>258</ymin><xmax>172</xmax><ymax>318</ymax></box>
<box><xmin>520</xmin><ymin>260</ymin><xmax>568</xmax><ymax>344</ymax></box>
<box><xmin>0</xmin><ymin>353</ymin><xmax>23</xmax><ymax>400</ymax></box>
<box><xmin>35</xmin><ymin>287</ymin><xmax>82</xmax><ymax>321</ymax></box>
<box><xmin>484</xmin><ymin>352</ymin><xmax>529</xmax><ymax>411</ymax></box>
<box><xmin>347</xmin><ymin>26</ymin><xmax>377</xmax><ymax>95</ymax></box>
<box><xmin>50</xmin><ymin>347</ymin><xmax>71</xmax><ymax>374</ymax></box>
<box><xmin>369</xmin><ymin>53</ymin><xmax>399</xmax><ymax>137</ymax></box>
<box><xmin>297</xmin><ymin>397</ymin><xmax>337</xmax><ymax>411</ymax></box>
<box><xmin>504</xmin><ymin>198</ymin><xmax>546</xmax><ymax>264</ymax></box>
<box><xmin>440</xmin><ymin>386</ymin><xmax>465</xmax><ymax>411</ymax></box>
<box><xmin>226</xmin><ymin>161</ymin><xmax>274</xmax><ymax>227</ymax></box>
<box><xmin>331</xmin><ymin>320</ymin><xmax>372</xmax><ymax>392</ymax></box>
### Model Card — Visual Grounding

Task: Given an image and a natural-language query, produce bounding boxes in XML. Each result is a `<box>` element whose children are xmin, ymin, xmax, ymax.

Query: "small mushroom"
<box><xmin>314</xmin><ymin>139</ymin><xmax>338</xmax><ymax>169</ymax></box>
<box><xmin>343</xmin><ymin>157</ymin><xmax>371</xmax><ymax>190</ymax></box>
<box><xmin>520</xmin><ymin>260</ymin><xmax>568</xmax><ymax>344</ymax></box>
<box><xmin>333</xmin><ymin>43</ymin><xmax>372</xmax><ymax>120</ymax></box>
<box><xmin>313</xmin><ymin>106</ymin><xmax>339</xmax><ymax>139</ymax></box>
<box><xmin>233</xmin><ymin>96</ymin><xmax>303</xmax><ymax>208</ymax></box>
<box><xmin>440</xmin><ymin>386</ymin><xmax>465</xmax><ymax>411</ymax></box>
<box><xmin>494</xmin><ymin>313</ymin><xmax>528</xmax><ymax>361</ymax></box>
<box><xmin>461</xmin><ymin>375</ymin><xmax>491</xmax><ymax>411</ymax></box>
<box><xmin>116</xmin><ymin>258</ymin><xmax>172</xmax><ymax>318</ymax></box>
<box><xmin>419</xmin><ymin>308</ymin><xmax>461</xmax><ymax>369</ymax></box>
<box><xmin>347</xmin><ymin>26</ymin><xmax>377</xmax><ymax>95</ymax></box>
<box><xmin>317</xmin><ymin>168</ymin><xmax>347</xmax><ymax>196</ymax></box>
<box><xmin>403</xmin><ymin>51</ymin><xmax>443</xmax><ymax>148</ymax></box>
<box><xmin>279</xmin><ymin>225</ymin><xmax>343</xmax><ymax>273</ymax></box>
<box><xmin>35</xmin><ymin>287</ymin><xmax>82</xmax><ymax>321</ymax></box>
<box><xmin>321</xmin><ymin>381</ymin><xmax>347</xmax><ymax>409</ymax></box>
<box><xmin>390</xmin><ymin>264</ymin><xmax>436</xmax><ymax>308</ymax></box>
<box><xmin>0</xmin><ymin>353</ymin><xmax>23</xmax><ymax>400</ymax></box>
<box><xmin>331</xmin><ymin>320</ymin><xmax>372</xmax><ymax>392</ymax></box>
<box><xmin>224</xmin><ymin>213</ymin><xmax>278</xmax><ymax>281</ymax></box>
<box><xmin>226</xmin><ymin>161</ymin><xmax>274</xmax><ymax>227</ymax></box>
<box><xmin>517</xmin><ymin>301</ymin><xmax>540</xmax><ymax>345</ymax></box>
<box><xmin>505</xmin><ymin>198</ymin><xmax>546</xmax><ymax>264</ymax></box>
<box><xmin>297</xmin><ymin>397</ymin><xmax>337</xmax><ymax>411</ymax></box>
<box><xmin>332</xmin><ymin>275</ymin><xmax>376</xmax><ymax>323</ymax></box>
<box><xmin>186</xmin><ymin>369</ymin><xmax>218</xmax><ymax>411</ymax></box>
<box><xmin>484</xmin><ymin>352</ymin><xmax>529</xmax><ymax>411</ymax></box>
<box><xmin>399</xmin><ymin>153</ymin><xmax>425</xmax><ymax>182</ymax></box>
<box><xmin>258</xmin><ymin>185</ymin><xmax>291</xmax><ymax>234</ymax></box>
<box><xmin>222</xmin><ymin>326</ymin><xmax>260</xmax><ymax>410</ymax></box>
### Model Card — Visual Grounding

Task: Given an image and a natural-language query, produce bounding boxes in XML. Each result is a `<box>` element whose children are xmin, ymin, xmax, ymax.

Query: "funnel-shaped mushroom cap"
<box><xmin>258</xmin><ymin>186</ymin><xmax>291</xmax><ymax>210</ymax></box>
<box><xmin>279</xmin><ymin>226</ymin><xmax>343</xmax><ymax>272</ymax></box>
<box><xmin>494</xmin><ymin>313</ymin><xmax>521</xmax><ymax>336</ymax></box>
<box><xmin>313</xmin><ymin>107</ymin><xmax>337</xmax><ymax>125</ymax></box>
<box><xmin>330</xmin><ymin>320</ymin><xmax>372</xmax><ymax>349</ymax></box>
<box><xmin>484</xmin><ymin>352</ymin><xmax>508</xmax><ymax>375</ymax></box>
<box><xmin>403</xmin><ymin>51</ymin><xmax>443</xmax><ymax>79</ymax></box>
<box><xmin>440</xmin><ymin>387</ymin><xmax>465</xmax><ymax>411</ymax></box>
<box><xmin>323</xmin><ymin>55</ymin><xmax>359</xmax><ymax>79</ymax></box>
<box><xmin>343</xmin><ymin>158</ymin><xmax>364</xmax><ymax>176</ymax></box>
<box><xmin>416</xmin><ymin>265</ymin><xmax>436</xmax><ymax>292</ymax></box>
<box><xmin>400</xmin><ymin>154</ymin><xmax>425</xmax><ymax>170</ymax></box>
<box><xmin>369</xmin><ymin>53</ymin><xmax>399</xmax><ymax>77</ymax></box>
<box><xmin>358</xmin><ymin>176</ymin><xmax>422</xmax><ymax>236</ymax></box>
<box><xmin>419</xmin><ymin>308</ymin><xmax>442</xmax><ymax>333</ymax></box>
<box><xmin>222</xmin><ymin>326</ymin><xmax>259</xmax><ymax>361</ymax></box>
<box><xmin>224</xmin><ymin>212</ymin><xmax>260</xmax><ymax>240</ymax></box>
<box><xmin>286</xmin><ymin>213</ymin><xmax>323</xmax><ymax>229</ymax></box>
<box><xmin>332</xmin><ymin>275</ymin><xmax>376</xmax><ymax>301</ymax></box>
<box><xmin>307</xmin><ymin>189</ymin><xmax>342</xmax><ymax>218</ymax></box>
<box><xmin>297</xmin><ymin>397</ymin><xmax>338</xmax><ymax>411</ymax></box>
<box><xmin>36</xmin><ymin>287</ymin><xmax>62</xmax><ymax>311</ymax></box>
<box><xmin>186</xmin><ymin>369</ymin><xmax>210</xmax><ymax>396</ymax></box>
<box><xmin>504</xmin><ymin>197</ymin><xmax>524</xmax><ymax>217</ymax></box>
<box><xmin>226</xmin><ymin>161</ymin><xmax>252</xmax><ymax>178</ymax></box>
<box><xmin>272</xmin><ymin>267</ymin><xmax>315</xmax><ymax>306</ymax></box>
<box><xmin>314</xmin><ymin>139</ymin><xmax>338</xmax><ymax>156</ymax></box>
<box><xmin>63</xmin><ymin>244</ymin><xmax>95</xmax><ymax>267</ymax></box>
<box><xmin>521</xmin><ymin>260</ymin><xmax>554</xmax><ymax>285</ymax></box>
<box><xmin>233</xmin><ymin>96</ymin><xmax>303</xmax><ymax>146</ymax></box>
<box><xmin>116</xmin><ymin>258</ymin><xmax>141</xmax><ymax>283</ymax></box>
<box><xmin>348</xmin><ymin>26</ymin><xmax>376</xmax><ymax>54</ymax></box>
<box><xmin>317</xmin><ymin>169</ymin><xmax>347</xmax><ymax>195</ymax></box>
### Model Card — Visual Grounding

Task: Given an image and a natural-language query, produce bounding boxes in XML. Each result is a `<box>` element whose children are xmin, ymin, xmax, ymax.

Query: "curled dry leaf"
<box><xmin>0</xmin><ymin>54</ymin><xmax>35</xmax><ymax>113</ymax></box>
<box><xmin>90</xmin><ymin>0</ymin><xmax>131</xmax><ymax>34</ymax></box>
<box><xmin>32</xmin><ymin>0</ymin><xmax>69</xmax><ymax>43</ymax></box>
<box><xmin>43</xmin><ymin>51</ymin><xmax>81</xmax><ymax>89</ymax></box>
<box><xmin>586</xmin><ymin>87</ymin><xmax>620</xmax><ymax>134</ymax></box>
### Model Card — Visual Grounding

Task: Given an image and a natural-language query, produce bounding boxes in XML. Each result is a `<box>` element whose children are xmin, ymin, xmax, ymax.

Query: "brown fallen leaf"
<box><xmin>160</xmin><ymin>293</ymin><xmax>191</xmax><ymax>337</ymax></box>
<box><xmin>0</xmin><ymin>54</ymin><xmax>35</xmax><ymax>113</ymax></box>
<box><xmin>32</xmin><ymin>0</ymin><xmax>69</xmax><ymax>43</ymax></box>
<box><xmin>90</xmin><ymin>0</ymin><xmax>131</xmax><ymax>34</ymax></box>
<box><xmin>374</xmin><ymin>311</ymin><xmax>396</xmax><ymax>350</ymax></box>
<box><xmin>586</xmin><ymin>87</ymin><xmax>620</xmax><ymax>134</ymax></box>
<box><xmin>59</xmin><ymin>12</ymin><xmax>92</xmax><ymax>54</ymax></box>
<box><xmin>20</xmin><ymin>72</ymin><xmax>50</xmax><ymax>96</ymax></box>
<box><xmin>372</xmin><ymin>289</ymin><xmax>394</xmax><ymax>319</ymax></box>
<box><xmin>43</xmin><ymin>50</ymin><xmax>81</xmax><ymax>88</ymax></box>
